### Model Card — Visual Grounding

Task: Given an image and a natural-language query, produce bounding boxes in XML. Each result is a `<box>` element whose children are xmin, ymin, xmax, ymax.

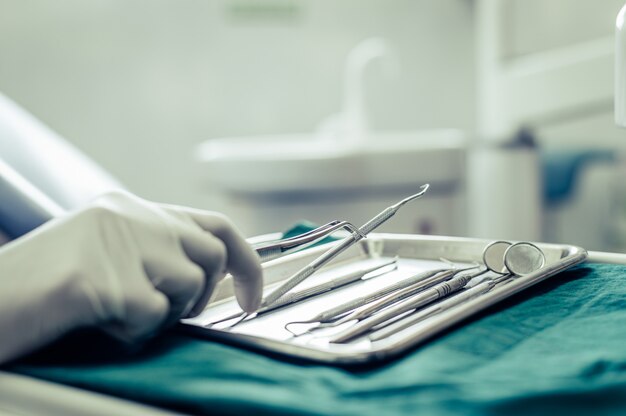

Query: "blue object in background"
<box><xmin>542</xmin><ymin>149</ymin><xmax>615</xmax><ymax>205</ymax></box>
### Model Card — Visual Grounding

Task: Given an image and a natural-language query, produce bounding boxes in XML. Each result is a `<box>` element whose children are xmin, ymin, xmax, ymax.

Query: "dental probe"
<box><xmin>368</xmin><ymin>274</ymin><xmax>513</xmax><ymax>342</ymax></box>
<box><xmin>284</xmin><ymin>263</ymin><xmax>478</xmax><ymax>336</ymax></box>
<box><xmin>329</xmin><ymin>268</ymin><xmax>488</xmax><ymax>343</ymax></box>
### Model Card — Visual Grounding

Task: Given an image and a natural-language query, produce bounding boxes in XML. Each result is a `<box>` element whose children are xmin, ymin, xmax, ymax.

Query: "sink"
<box><xmin>196</xmin><ymin>129</ymin><xmax>466</xmax><ymax>195</ymax></box>
<box><xmin>194</xmin><ymin>38</ymin><xmax>467</xmax><ymax>235</ymax></box>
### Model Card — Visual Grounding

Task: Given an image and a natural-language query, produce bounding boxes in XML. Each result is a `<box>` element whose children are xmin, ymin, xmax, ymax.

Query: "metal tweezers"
<box><xmin>261</xmin><ymin>184</ymin><xmax>429</xmax><ymax>307</ymax></box>
<box><xmin>224</xmin><ymin>184</ymin><xmax>430</xmax><ymax>327</ymax></box>
<box><xmin>252</xmin><ymin>220</ymin><xmax>365</xmax><ymax>263</ymax></box>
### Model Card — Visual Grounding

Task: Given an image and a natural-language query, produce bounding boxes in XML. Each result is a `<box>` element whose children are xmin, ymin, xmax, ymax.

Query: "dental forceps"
<box><xmin>262</xmin><ymin>184</ymin><xmax>430</xmax><ymax>308</ymax></box>
<box><xmin>252</xmin><ymin>220</ymin><xmax>364</xmax><ymax>263</ymax></box>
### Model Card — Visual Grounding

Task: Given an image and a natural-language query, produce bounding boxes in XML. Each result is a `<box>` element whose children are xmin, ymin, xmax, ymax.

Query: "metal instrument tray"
<box><xmin>181</xmin><ymin>234</ymin><xmax>587</xmax><ymax>365</ymax></box>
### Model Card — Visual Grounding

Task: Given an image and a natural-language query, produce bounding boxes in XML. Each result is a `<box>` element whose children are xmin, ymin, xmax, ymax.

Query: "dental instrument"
<box><xmin>328</xmin><ymin>267</ymin><xmax>489</xmax><ymax>343</ymax></box>
<box><xmin>368</xmin><ymin>274</ymin><xmax>513</xmax><ymax>342</ymax></box>
<box><xmin>208</xmin><ymin>221</ymin><xmax>364</xmax><ymax>326</ymax></box>
<box><xmin>504</xmin><ymin>242</ymin><xmax>546</xmax><ymax>276</ymax></box>
<box><xmin>253</xmin><ymin>220</ymin><xmax>364</xmax><ymax>263</ymax></box>
<box><xmin>483</xmin><ymin>240</ymin><xmax>546</xmax><ymax>276</ymax></box>
<box><xmin>284</xmin><ymin>262</ymin><xmax>477</xmax><ymax>336</ymax></box>
<box><xmin>349</xmin><ymin>242</ymin><xmax>543</xmax><ymax>342</ymax></box>
<box><xmin>205</xmin><ymin>258</ymin><xmax>397</xmax><ymax>326</ymax></box>
<box><xmin>260</xmin><ymin>184</ymin><xmax>430</xmax><ymax>310</ymax></box>
<box><xmin>265</xmin><ymin>257</ymin><xmax>397</xmax><ymax>311</ymax></box>
<box><xmin>482</xmin><ymin>240</ymin><xmax>511</xmax><ymax>274</ymax></box>
<box><xmin>330</xmin><ymin>266</ymin><xmax>483</xmax><ymax>328</ymax></box>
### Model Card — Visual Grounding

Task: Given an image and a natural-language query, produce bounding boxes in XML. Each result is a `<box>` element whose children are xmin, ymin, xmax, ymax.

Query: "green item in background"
<box><xmin>281</xmin><ymin>221</ymin><xmax>340</xmax><ymax>245</ymax></box>
<box><xmin>281</xmin><ymin>221</ymin><xmax>325</xmax><ymax>239</ymax></box>
<box><xmin>6</xmin><ymin>263</ymin><xmax>626</xmax><ymax>415</ymax></box>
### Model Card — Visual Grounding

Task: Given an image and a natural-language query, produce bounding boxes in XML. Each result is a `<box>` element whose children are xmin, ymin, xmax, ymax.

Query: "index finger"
<box><xmin>165</xmin><ymin>206</ymin><xmax>263</xmax><ymax>313</ymax></box>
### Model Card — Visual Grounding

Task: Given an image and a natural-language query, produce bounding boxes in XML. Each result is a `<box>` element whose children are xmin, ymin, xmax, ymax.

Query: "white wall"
<box><xmin>0</xmin><ymin>0</ymin><xmax>475</xmax><ymax>212</ymax></box>
<box><xmin>500</xmin><ymin>0</ymin><xmax>625</xmax><ymax>147</ymax></box>
<box><xmin>502</xmin><ymin>0</ymin><xmax>624</xmax><ymax>58</ymax></box>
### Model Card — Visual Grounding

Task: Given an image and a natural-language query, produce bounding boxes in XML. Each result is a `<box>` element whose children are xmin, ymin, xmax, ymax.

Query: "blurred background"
<box><xmin>1</xmin><ymin>0</ymin><xmax>626</xmax><ymax>251</ymax></box>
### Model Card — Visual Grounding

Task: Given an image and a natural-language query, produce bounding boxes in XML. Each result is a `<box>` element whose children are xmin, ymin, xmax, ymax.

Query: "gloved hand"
<box><xmin>0</xmin><ymin>191</ymin><xmax>262</xmax><ymax>363</ymax></box>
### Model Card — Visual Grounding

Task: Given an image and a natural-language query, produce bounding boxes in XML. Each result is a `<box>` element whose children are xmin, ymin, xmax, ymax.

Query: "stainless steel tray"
<box><xmin>181</xmin><ymin>234</ymin><xmax>587</xmax><ymax>365</ymax></box>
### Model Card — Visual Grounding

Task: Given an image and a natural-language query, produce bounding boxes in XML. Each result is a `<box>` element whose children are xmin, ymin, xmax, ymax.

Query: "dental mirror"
<box><xmin>504</xmin><ymin>242</ymin><xmax>546</xmax><ymax>276</ymax></box>
<box><xmin>482</xmin><ymin>240</ymin><xmax>511</xmax><ymax>274</ymax></box>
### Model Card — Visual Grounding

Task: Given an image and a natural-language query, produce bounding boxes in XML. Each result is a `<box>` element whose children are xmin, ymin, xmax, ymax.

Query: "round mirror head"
<box><xmin>482</xmin><ymin>241</ymin><xmax>511</xmax><ymax>274</ymax></box>
<box><xmin>504</xmin><ymin>242</ymin><xmax>546</xmax><ymax>276</ymax></box>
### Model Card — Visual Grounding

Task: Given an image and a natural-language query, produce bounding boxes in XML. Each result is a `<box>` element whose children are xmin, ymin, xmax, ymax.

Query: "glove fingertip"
<box><xmin>235</xmin><ymin>278</ymin><xmax>263</xmax><ymax>313</ymax></box>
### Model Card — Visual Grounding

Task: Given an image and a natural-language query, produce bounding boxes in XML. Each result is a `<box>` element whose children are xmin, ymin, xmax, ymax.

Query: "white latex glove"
<box><xmin>0</xmin><ymin>191</ymin><xmax>262</xmax><ymax>364</ymax></box>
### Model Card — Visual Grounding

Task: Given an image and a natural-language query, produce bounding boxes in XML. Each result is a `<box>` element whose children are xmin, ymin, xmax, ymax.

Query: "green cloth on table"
<box><xmin>6</xmin><ymin>263</ymin><xmax>626</xmax><ymax>416</ymax></box>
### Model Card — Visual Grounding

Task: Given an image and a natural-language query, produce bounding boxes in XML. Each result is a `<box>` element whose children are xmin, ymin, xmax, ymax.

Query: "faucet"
<box><xmin>317</xmin><ymin>37</ymin><xmax>400</xmax><ymax>146</ymax></box>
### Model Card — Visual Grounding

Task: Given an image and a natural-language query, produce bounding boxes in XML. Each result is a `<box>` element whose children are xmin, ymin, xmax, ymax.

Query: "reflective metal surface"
<box><xmin>181</xmin><ymin>234</ymin><xmax>587</xmax><ymax>365</ymax></box>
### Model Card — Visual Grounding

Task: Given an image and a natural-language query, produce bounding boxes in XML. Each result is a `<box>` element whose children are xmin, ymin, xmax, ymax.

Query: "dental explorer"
<box><xmin>284</xmin><ymin>262</ymin><xmax>479</xmax><ymax>335</ymax></box>
<box><xmin>329</xmin><ymin>267</ymin><xmax>488</xmax><ymax>343</ymax></box>
<box><xmin>368</xmin><ymin>274</ymin><xmax>514</xmax><ymax>342</ymax></box>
